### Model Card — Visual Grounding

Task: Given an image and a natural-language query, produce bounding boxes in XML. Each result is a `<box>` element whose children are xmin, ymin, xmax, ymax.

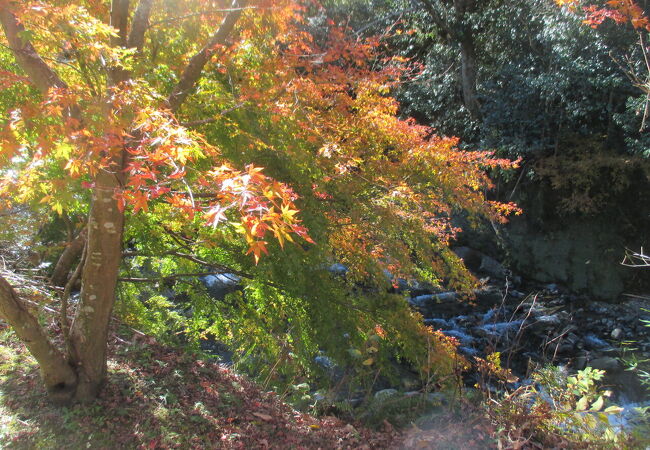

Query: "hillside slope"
<box><xmin>0</xmin><ymin>325</ymin><xmax>399</xmax><ymax>449</ymax></box>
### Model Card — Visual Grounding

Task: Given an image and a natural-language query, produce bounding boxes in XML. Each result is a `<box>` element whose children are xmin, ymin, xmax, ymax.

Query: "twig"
<box><xmin>621</xmin><ymin>247</ymin><xmax>650</xmax><ymax>267</ymax></box>
<box><xmin>508</xmin><ymin>163</ymin><xmax>527</xmax><ymax>201</ymax></box>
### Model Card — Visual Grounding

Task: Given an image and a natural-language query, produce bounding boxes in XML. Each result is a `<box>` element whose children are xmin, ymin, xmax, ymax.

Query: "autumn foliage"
<box><xmin>0</xmin><ymin>0</ymin><xmax>517</xmax><ymax>270</ymax></box>
<box><xmin>556</xmin><ymin>0</ymin><xmax>650</xmax><ymax>29</ymax></box>
<box><xmin>0</xmin><ymin>0</ymin><xmax>517</xmax><ymax>402</ymax></box>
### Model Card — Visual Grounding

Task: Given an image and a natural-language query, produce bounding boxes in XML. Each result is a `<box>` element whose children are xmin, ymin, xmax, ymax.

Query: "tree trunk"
<box><xmin>459</xmin><ymin>35</ymin><xmax>481</xmax><ymax>120</ymax></box>
<box><xmin>60</xmin><ymin>0</ymin><xmax>130</xmax><ymax>402</ymax></box>
<box><xmin>50</xmin><ymin>228</ymin><xmax>87</xmax><ymax>287</ymax></box>
<box><xmin>67</xmin><ymin>169</ymin><xmax>125</xmax><ymax>402</ymax></box>
<box><xmin>419</xmin><ymin>0</ymin><xmax>482</xmax><ymax>120</ymax></box>
<box><xmin>454</xmin><ymin>0</ymin><xmax>481</xmax><ymax>120</ymax></box>
<box><xmin>0</xmin><ymin>276</ymin><xmax>78</xmax><ymax>404</ymax></box>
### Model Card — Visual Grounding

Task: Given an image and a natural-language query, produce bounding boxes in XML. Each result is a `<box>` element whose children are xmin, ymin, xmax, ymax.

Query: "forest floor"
<box><xmin>0</xmin><ymin>324</ymin><xmax>406</xmax><ymax>449</ymax></box>
<box><xmin>0</xmin><ymin>322</ymin><xmax>501</xmax><ymax>449</ymax></box>
<box><xmin>2</xmin><ymin>310</ymin><xmax>646</xmax><ymax>449</ymax></box>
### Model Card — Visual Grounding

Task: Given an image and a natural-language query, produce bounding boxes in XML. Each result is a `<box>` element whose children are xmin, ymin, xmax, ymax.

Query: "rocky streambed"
<box><xmin>402</xmin><ymin>247</ymin><xmax>649</xmax><ymax>401</ymax></box>
<box><xmin>411</xmin><ymin>282</ymin><xmax>650</xmax><ymax>401</ymax></box>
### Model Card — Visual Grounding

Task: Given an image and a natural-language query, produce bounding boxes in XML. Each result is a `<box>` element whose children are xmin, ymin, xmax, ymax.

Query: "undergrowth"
<box><xmin>476</xmin><ymin>354</ymin><xmax>650</xmax><ymax>449</ymax></box>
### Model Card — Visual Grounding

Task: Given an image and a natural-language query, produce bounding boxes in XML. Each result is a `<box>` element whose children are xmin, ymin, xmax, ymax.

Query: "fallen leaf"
<box><xmin>253</xmin><ymin>412</ymin><xmax>273</xmax><ymax>421</ymax></box>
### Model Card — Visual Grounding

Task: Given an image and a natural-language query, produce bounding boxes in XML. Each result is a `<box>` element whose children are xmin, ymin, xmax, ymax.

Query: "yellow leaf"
<box><xmin>362</xmin><ymin>358</ymin><xmax>374</xmax><ymax>366</ymax></box>
<box><xmin>52</xmin><ymin>201</ymin><xmax>63</xmax><ymax>215</ymax></box>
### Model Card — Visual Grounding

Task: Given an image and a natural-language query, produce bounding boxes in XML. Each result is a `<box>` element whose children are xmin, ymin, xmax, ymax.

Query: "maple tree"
<box><xmin>0</xmin><ymin>0</ymin><xmax>517</xmax><ymax>404</ymax></box>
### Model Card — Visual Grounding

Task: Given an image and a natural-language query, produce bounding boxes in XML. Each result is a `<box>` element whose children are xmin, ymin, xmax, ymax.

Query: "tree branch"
<box><xmin>0</xmin><ymin>5</ymin><xmax>67</xmax><ymax>94</ymax></box>
<box><xmin>0</xmin><ymin>274</ymin><xmax>78</xmax><ymax>401</ymax></box>
<box><xmin>621</xmin><ymin>247</ymin><xmax>650</xmax><ymax>267</ymax></box>
<box><xmin>108</xmin><ymin>0</ymin><xmax>131</xmax><ymax>84</ymax></box>
<box><xmin>149</xmin><ymin>7</ymin><xmax>255</xmax><ymax>29</ymax></box>
<box><xmin>354</xmin><ymin>8</ymin><xmax>417</xmax><ymax>36</ymax></box>
<box><xmin>416</xmin><ymin>0</ymin><xmax>452</xmax><ymax>35</ymax></box>
<box><xmin>168</xmin><ymin>0</ymin><xmax>247</xmax><ymax>113</ymax></box>
<box><xmin>60</xmin><ymin>243</ymin><xmax>86</xmax><ymax>344</ymax></box>
<box><xmin>119</xmin><ymin>271</ymin><xmax>245</xmax><ymax>283</ymax></box>
<box><xmin>50</xmin><ymin>227</ymin><xmax>87</xmax><ymax>288</ymax></box>
<box><xmin>122</xmin><ymin>250</ymin><xmax>254</xmax><ymax>280</ymax></box>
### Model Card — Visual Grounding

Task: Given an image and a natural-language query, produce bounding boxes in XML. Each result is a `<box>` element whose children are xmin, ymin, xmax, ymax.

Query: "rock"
<box><xmin>389</xmin><ymin>275</ymin><xmax>433</xmax><ymax>295</ymax></box>
<box><xmin>452</xmin><ymin>247</ymin><xmax>483</xmax><ymax>272</ymax></box>
<box><xmin>454</xmin><ymin>315</ymin><xmax>474</xmax><ymax>326</ymax></box>
<box><xmin>583</xmin><ymin>334</ymin><xmax>612</xmax><ymax>351</ymax></box>
<box><xmin>328</xmin><ymin>263</ymin><xmax>348</xmax><ymax>276</ymax></box>
<box><xmin>529</xmin><ymin>315</ymin><xmax>562</xmax><ymax>332</ymax></box>
<box><xmin>201</xmin><ymin>273</ymin><xmax>242</xmax><ymax>301</ymax></box>
<box><xmin>589</xmin><ymin>357</ymin><xmax>622</xmax><ymax>372</ymax></box>
<box><xmin>473</xmin><ymin>286</ymin><xmax>504</xmax><ymax>306</ymax></box>
<box><xmin>409</xmin><ymin>292</ymin><xmax>459</xmax><ymax>315</ymax></box>
<box><xmin>611</xmin><ymin>328</ymin><xmax>624</xmax><ymax>340</ymax></box>
<box><xmin>479</xmin><ymin>255</ymin><xmax>507</xmax><ymax>279</ymax></box>
<box><xmin>557</xmin><ymin>333</ymin><xmax>580</xmax><ymax>354</ymax></box>
<box><xmin>573</xmin><ymin>355</ymin><xmax>587</xmax><ymax>370</ymax></box>
<box><xmin>374</xmin><ymin>389</ymin><xmax>398</xmax><ymax>401</ymax></box>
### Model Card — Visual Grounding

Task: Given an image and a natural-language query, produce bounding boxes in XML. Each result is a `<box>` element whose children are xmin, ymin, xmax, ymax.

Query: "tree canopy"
<box><xmin>0</xmin><ymin>0</ymin><xmax>517</xmax><ymax>403</ymax></box>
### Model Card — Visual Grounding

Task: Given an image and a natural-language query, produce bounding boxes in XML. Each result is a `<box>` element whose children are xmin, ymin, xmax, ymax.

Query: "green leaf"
<box><xmin>604</xmin><ymin>405</ymin><xmax>624</xmax><ymax>414</ymax></box>
<box><xmin>584</xmin><ymin>413</ymin><xmax>598</xmax><ymax>429</ymax></box>
<box><xmin>347</xmin><ymin>348</ymin><xmax>362</xmax><ymax>358</ymax></box>
<box><xmin>590</xmin><ymin>396</ymin><xmax>604</xmax><ymax>411</ymax></box>
<box><xmin>17</xmin><ymin>30</ymin><xmax>35</xmax><ymax>44</ymax></box>
<box><xmin>576</xmin><ymin>396</ymin><xmax>589</xmax><ymax>411</ymax></box>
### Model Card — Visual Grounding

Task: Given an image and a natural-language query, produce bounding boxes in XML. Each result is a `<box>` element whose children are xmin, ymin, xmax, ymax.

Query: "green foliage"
<box><xmin>337</xmin><ymin>0</ymin><xmax>642</xmax><ymax>158</ymax></box>
<box><xmin>357</xmin><ymin>391</ymin><xmax>446</xmax><ymax>429</ymax></box>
